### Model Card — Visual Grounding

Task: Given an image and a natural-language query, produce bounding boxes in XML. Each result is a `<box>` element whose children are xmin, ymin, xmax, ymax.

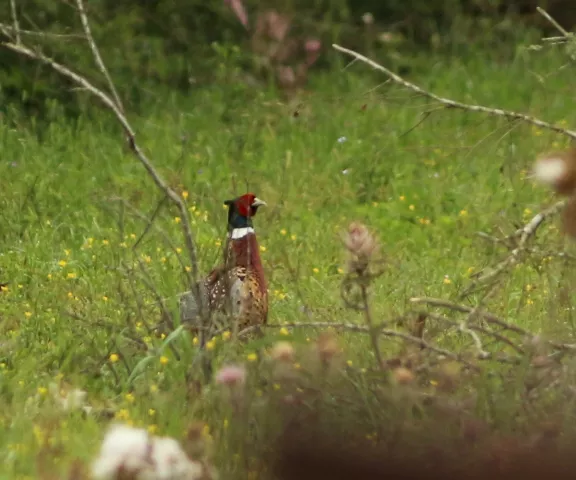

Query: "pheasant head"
<box><xmin>224</xmin><ymin>193</ymin><xmax>267</xmax><ymax>231</ymax></box>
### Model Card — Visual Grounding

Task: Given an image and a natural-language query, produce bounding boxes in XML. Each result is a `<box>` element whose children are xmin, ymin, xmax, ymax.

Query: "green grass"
<box><xmin>2</xmin><ymin>36</ymin><xmax>576</xmax><ymax>478</ymax></box>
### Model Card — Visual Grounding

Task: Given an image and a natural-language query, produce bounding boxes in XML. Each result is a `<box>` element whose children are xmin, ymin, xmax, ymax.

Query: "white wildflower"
<box><xmin>91</xmin><ymin>423</ymin><xmax>204</xmax><ymax>480</ymax></box>
<box><xmin>151</xmin><ymin>436</ymin><xmax>203</xmax><ymax>480</ymax></box>
<box><xmin>92</xmin><ymin>424</ymin><xmax>152</xmax><ymax>480</ymax></box>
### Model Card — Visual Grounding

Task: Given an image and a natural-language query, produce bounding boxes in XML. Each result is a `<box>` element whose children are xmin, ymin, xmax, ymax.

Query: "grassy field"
<box><xmin>1</xmin><ymin>33</ymin><xmax>576</xmax><ymax>478</ymax></box>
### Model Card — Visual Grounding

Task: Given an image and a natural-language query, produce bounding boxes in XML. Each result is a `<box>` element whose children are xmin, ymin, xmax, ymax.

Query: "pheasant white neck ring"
<box><xmin>229</xmin><ymin>227</ymin><xmax>255</xmax><ymax>239</ymax></box>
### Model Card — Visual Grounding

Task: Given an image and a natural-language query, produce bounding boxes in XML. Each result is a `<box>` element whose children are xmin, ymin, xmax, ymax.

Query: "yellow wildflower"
<box><xmin>148</xmin><ymin>425</ymin><xmax>158</xmax><ymax>434</ymax></box>
<box><xmin>246</xmin><ymin>353</ymin><xmax>258</xmax><ymax>362</ymax></box>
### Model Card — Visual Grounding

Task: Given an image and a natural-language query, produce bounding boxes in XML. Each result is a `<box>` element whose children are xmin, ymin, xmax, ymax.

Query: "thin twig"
<box><xmin>332</xmin><ymin>44</ymin><xmax>576</xmax><ymax>140</ymax></box>
<box><xmin>9</xmin><ymin>0</ymin><xmax>20</xmax><ymax>44</ymax></box>
<box><xmin>422</xmin><ymin>312</ymin><xmax>524</xmax><ymax>354</ymax></box>
<box><xmin>410</xmin><ymin>296</ymin><xmax>576</xmax><ymax>351</ymax></box>
<box><xmin>360</xmin><ymin>283</ymin><xmax>385</xmax><ymax>370</ymax></box>
<box><xmin>460</xmin><ymin>283</ymin><xmax>501</xmax><ymax>359</ymax></box>
<box><xmin>75</xmin><ymin>0</ymin><xmax>125</xmax><ymax>112</ymax></box>
<box><xmin>410</xmin><ymin>297</ymin><xmax>529</xmax><ymax>335</ymax></box>
<box><xmin>0</xmin><ymin>23</ymin><xmax>84</xmax><ymax>39</ymax></box>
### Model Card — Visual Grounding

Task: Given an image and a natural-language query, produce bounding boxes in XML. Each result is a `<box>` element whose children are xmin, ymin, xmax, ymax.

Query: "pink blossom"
<box><xmin>215</xmin><ymin>364</ymin><xmax>247</xmax><ymax>387</ymax></box>
<box><xmin>304</xmin><ymin>39</ymin><xmax>321</xmax><ymax>66</ymax></box>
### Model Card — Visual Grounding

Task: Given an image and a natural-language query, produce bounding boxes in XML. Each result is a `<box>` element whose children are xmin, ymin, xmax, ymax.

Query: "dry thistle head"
<box><xmin>392</xmin><ymin>367</ymin><xmax>414</xmax><ymax>385</ymax></box>
<box><xmin>342</xmin><ymin>222</ymin><xmax>379</xmax><ymax>274</ymax></box>
<box><xmin>316</xmin><ymin>331</ymin><xmax>339</xmax><ymax>364</ymax></box>
<box><xmin>435</xmin><ymin>361</ymin><xmax>462</xmax><ymax>393</ymax></box>
<box><xmin>183</xmin><ymin>422</ymin><xmax>208</xmax><ymax>460</ymax></box>
<box><xmin>533</xmin><ymin>148</ymin><xmax>576</xmax><ymax>196</ymax></box>
<box><xmin>271</xmin><ymin>341</ymin><xmax>295</xmax><ymax>362</ymax></box>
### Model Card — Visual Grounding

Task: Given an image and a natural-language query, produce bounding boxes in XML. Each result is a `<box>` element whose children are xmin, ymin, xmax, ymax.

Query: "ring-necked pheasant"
<box><xmin>179</xmin><ymin>193</ymin><xmax>268</xmax><ymax>339</ymax></box>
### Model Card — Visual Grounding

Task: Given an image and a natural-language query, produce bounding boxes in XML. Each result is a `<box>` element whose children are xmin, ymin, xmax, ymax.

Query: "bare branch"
<box><xmin>537</xmin><ymin>6</ymin><xmax>571</xmax><ymax>38</ymax></box>
<box><xmin>74</xmin><ymin>0</ymin><xmax>124</xmax><ymax>112</ymax></box>
<box><xmin>332</xmin><ymin>44</ymin><xmax>576</xmax><ymax>140</ymax></box>
<box><xmin>0</xmin><ymin>37</ymin><xmax>206</xmax><ymax>321</ymax></box>
<box><xmin>258</xmin><ymin>322</ymin><xmax>481</xmax><ymax>371</ymax></box>
<box><xmin>410</xmin><ymin>296</ymin><xmax>529</xmax><ymax>335</ymax></box>
<box><xmin>464</xmin><ymin>200</ymin><xmax>566</xmax><ymax>292</ymax></box>
<box><xmin>508</xmin><ymin>199</ymin><xmax>567</xmax><ymax>239</ymax></box>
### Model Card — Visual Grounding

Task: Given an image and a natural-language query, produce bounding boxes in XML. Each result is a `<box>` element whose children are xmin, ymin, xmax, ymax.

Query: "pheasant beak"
<box><xmin>251</xmin><ymin>197</ymin><xmax>267</xmax><ymax>208</ymax></box>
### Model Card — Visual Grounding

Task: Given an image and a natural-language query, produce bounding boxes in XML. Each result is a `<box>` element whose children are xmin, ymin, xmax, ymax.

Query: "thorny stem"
<box><xmin>359</xmin><ymin>283</ymin><xmax>385</xmax><ymax>371</ymax></box>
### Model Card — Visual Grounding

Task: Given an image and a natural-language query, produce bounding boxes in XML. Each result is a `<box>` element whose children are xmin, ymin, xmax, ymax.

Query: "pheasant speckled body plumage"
<box><xmin>179</xmin><ymin>193</ymin><xmax>268</xmax><ymax>338</ymax></box>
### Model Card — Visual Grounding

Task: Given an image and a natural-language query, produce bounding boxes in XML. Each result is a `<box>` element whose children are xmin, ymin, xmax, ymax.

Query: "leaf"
<box><xmin>160</xmin><ymin>324</ymin><xmax>186</xmax><ymax>353</ymax></box>
<box><xmin>127</xmin><ymin>355</ymin><xmax>157</xmax><ymax>385</ymax></box>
